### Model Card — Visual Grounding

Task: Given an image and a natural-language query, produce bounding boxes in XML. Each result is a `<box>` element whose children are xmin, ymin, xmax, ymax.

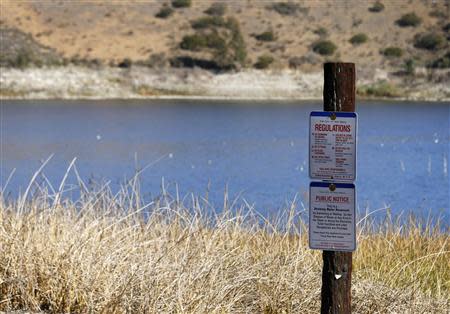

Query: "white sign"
<box><xmin>309</xmin><ymin>111</ymin><xmax>357</xmax><ymax>181</ymax></box>
<box><xmin>309</xmin><ymin>182</ymin><xmax>356</xmax><ymax>252</ymax></box>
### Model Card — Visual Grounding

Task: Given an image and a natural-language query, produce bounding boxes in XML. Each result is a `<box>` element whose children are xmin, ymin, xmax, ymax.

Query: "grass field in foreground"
<box><xmin>0</xmin><ymin>174</ymin><xmax>448</xmax><ymax>313</ymax></box>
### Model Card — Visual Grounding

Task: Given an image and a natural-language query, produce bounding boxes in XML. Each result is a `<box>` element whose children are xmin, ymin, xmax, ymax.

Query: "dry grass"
<box><xmin>0</xmin><ymin>166</ymin><xmax>448</xmax><ymax>313</ymax></box>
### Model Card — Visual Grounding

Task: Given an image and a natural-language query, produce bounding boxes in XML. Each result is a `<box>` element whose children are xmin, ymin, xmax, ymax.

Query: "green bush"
<box><xmin>404</xmin><ymin>59</ymin><xmax>415</xmax><ymax>75</ymax></box>
<box><xmin>180</xmin><ymin>33</ymin><xmax>226</xmax><ymax>51</ymax></box>
<box><xmin>314</xmin><ymin>27</ymin><xmax>328</xmax><ymax>37</ymax></box>
<box><xmin>382</xmin><ymin>47</ymin><xmax>403</xmax><ymax>57</ymax></box>
<box><xmin>428</xmin><ymin>52</ymin><xmax>450</xmax><ymax>68</ymax></box>
<box><xmin>255</xmin><ymin>30</ymin><xmax>276</xmax><ymax>42</ymax></box>
<box><xmin>155</xmin><ymin>6</ymin><xmax>174</xmax><ymax>18</ymax></box>
<box><xmin>414</xmin><ymin>33</ymin><xmax>445</xmax><ymax>51</ymax></box>
<box><xmin>204</xmin><ymin>3</ymin><xmax>226</xmax><ymax>16</ymax></box>
<box><xmin>369</xmin><ymin>1</ymin><xmax>384</xmax><ymax>12</ymax></box>
<box><xmin>14</xmin><ymin>49</ymin><xmax>33</xmax><ymax>68</ymax></box>
<box><xmin>171</xmin><ymin>0</ymin><xmax>191</xmax><ymax>8</ymax></box>
<box><xmin>223</xmin><ymin>17</ymin><xmax>247</xmax><ymax>67</ymax></box>
<box><xmin>349</xmin><ymin>33</ymin><xmax>368</xmax><ymax>45</ymax></box>
<box><xmin>179</xmin><ymin>16</ymin><xmax>246</xmax><ymax>70</ymax></box>
<box><xmin>396</xmin><ymin>13</ymin><xmax>421</xmax><ymax>27</ymax></box>
<box><xmin>191</xmin><ymin>16</ymin><xmax>226</xmax><ymax>29</ymax></box>
<box><xmin>180</xmin><ymin>34</ymin><xmax>206</xmax><ymax>51</ymax></box>
<box><xmin>254</xmin><ymin>55</ymin><xmax>274</xmax><ymax>69</ymax></box>
<box><xmin>268</xmin><ymin>2</ymin><xmax>306</xmax><ymax>16</ymax></box>
<box><xmin>312</xmin><ymin>40</ymin><xmax>337</xmax><ymax>56</ymax></box>
<box><xmin>204</xmin><ymin>32</ymin><xmax>226</xmax><ymax>51</ymax></box>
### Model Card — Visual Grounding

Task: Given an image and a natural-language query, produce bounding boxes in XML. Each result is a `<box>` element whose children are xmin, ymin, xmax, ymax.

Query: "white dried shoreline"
<box><xmin>1</xmin><ymin>66</ymin><xmax>449</xmax><ymax>101</ymax></box>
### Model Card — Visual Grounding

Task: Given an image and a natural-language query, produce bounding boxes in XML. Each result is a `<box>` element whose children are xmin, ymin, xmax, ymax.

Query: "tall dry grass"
<box><xmin>0</xmin><ymin>165</ymin><xmax>448</xmax><ymax>313</ymax></box>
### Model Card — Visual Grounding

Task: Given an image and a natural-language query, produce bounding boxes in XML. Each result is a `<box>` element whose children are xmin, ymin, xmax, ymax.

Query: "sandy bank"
<box><xmin>1</xmin><ymin>66</ymin><xmax>449</xmax><ymax>101</ymax></box>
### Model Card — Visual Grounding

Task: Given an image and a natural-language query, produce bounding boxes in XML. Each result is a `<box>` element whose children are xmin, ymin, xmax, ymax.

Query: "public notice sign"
<box><xmin>309</xmin><ymin>111</ymin><xmax>357</xmax><ymax>181</ymax></box>
<box><xmin>309</xmin><ymin>182</ymin><xmax>356</xmax><ymax>252</ymax></box>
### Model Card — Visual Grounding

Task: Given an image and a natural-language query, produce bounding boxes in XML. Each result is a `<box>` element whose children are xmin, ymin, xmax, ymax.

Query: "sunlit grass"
<box><xmin>0</xmin><ymin>164</ymin><xmax>448</xmax><ymax>313</ymax></box>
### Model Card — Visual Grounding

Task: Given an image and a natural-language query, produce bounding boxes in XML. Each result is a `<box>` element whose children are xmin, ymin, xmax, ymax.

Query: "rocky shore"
<box><xmin>1</xmin><ymin>66</ymin><xmax>449</xmax><ymax>101</ymax></box>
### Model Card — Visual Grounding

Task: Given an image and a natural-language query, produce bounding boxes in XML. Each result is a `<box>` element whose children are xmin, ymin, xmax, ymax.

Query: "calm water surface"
<box><xmin>1</xmin><ymin>100</ymin><xmax>449</xmax><ymax>222</ymax></box>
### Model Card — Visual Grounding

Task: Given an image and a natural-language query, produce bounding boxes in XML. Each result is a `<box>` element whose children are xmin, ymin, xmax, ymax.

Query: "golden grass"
<box><xmin>0</xmin><ymin>172</ymin><xmax>448</xmax><ymax>313</ymax></box>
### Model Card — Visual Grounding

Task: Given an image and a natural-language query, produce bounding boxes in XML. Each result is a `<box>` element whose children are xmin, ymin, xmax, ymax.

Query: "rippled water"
<box><xmin>1</xmin><ymin>99</ymin><xmax>449</xmax><ymax>222</ymax></box>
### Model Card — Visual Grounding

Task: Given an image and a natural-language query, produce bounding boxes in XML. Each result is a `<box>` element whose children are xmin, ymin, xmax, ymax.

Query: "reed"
<box><xmin>0</xmin><ymin>166</ymin><xmax>448</xmax><ymax>313</ymax></box>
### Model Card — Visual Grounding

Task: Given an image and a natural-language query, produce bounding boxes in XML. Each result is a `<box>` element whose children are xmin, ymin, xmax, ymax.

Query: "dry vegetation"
<box><xmin>0</xmin><ymin>166</ymin><xmax>448</xmax><ymax>313</ymax></box>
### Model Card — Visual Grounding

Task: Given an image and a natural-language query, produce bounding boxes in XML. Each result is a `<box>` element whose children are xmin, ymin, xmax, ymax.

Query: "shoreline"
<box><xmin>3</xmin><ymin>94</ymin><xmax>450</xmax><ymax>102</ymax></box>
<box><xmin>1</xmin><ymin>66</ymin><xmax>449</xmax><ymax>102</ymax></box>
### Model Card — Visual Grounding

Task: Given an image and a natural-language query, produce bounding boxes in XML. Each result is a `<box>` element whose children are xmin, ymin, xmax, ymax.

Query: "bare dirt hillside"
<box><xmin>1</xmin><ymin>0</ymin><xmax>448</xmax><ymax>72</ymax></box>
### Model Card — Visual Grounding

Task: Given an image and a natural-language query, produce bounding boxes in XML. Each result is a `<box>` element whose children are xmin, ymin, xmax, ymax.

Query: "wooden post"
<box><xmin>321</xmin><ymin>62</ymin><xmax>355</xmax><ymax>314</ymax></box>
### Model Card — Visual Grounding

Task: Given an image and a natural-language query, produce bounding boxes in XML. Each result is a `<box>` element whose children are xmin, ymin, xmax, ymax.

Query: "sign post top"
<box><xmin>310</xmin><ymin>111</ymin><xmax>356</xmax><ymax>118</ymax></box>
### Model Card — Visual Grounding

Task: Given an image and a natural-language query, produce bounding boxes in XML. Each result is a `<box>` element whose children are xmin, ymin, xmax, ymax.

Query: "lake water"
<box><xmin>1</xmin><ymin>100</ymin><xmax>449</xmax><ymax>223</ymax></box>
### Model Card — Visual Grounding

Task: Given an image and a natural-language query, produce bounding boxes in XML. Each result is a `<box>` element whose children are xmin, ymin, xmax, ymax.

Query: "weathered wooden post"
<box><xmin>321</xmin><ymin>62</ymin><xmax>355</xmax><ymax>314</ymax></box>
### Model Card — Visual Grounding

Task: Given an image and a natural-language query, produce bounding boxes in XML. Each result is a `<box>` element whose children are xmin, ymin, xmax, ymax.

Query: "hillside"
<box><xmin>0</xmin><ymin>0</ymin><xmax>449</xmax><ymax>99</ymax></box>
<box><xmin>2</xmin><ymin>0</ymin><xmax>449</xmax><ymax>69</ymax></box>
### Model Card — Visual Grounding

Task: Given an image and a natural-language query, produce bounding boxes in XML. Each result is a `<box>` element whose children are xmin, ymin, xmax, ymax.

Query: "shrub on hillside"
<box><xmin>254</xmin><ymin>55</ymin><xmax>274</xmax><ymax>69</ymax></box>
<box><xmin>13</xmin><ymin>48</ymin><xmax>33</xmax><ymax>68</ymax></box>
<box><xmin>382</xmin><ymin>47</ymin><xmax>403</xmax><ymax>57</ymax></box>
<box><xmin>204</xmin><ymin>3</ymin><xmax>226</xmax><ymax>16</ymax></box>
<box><xmin>180</xmin><ymin>33</ymin><xmax>226</xmax><ymax>51</ymax></box>
<box><xmin>312</xmin><ymin>40</ymin><xmax>337</xmax><ymax>56</ymax></box>
<box><xmin>179</xmin><ymin>16</ymin><xmax>246</xmax><ymax>70</ymax></box>
<box><xmin>171</xmin><ymin>0</ymin><xmax>191</xmax><ymax>8</ymax></box>
<box><xmin>180</xmin><ymin>35</ymin><xmax>205</xmax><ymax>51</ymax></box>
<box><xmin>414</xmin><ymin>33</ymin><xmax>445</xmax><ymax>51</ymax></box>
<box><xmin>428</xmin><ymin>52</ymin><xmax>450</xmax><ymax>68</ymax></box>
<box><xmin>268</xmin><ymin>2</ymin><xmax>307</xmax><ymax>16</ymax></box>
<box><xmin>222</xmin><ymin>17</ymin><xmax>247</xmax><ymax>68</ymax></box>
<box><xmin>155</xmin><ymin>6</ymin><xmax>174</xmax><ymax>18</ymax></box>
<box><xmin>191</xmin><ymin>16</ymin><xmax>226</xmax><ymax>29</ymax></box>
<box><xmin>396</xmin><ymin>13</ymin><xmax>422</xmax><ymax>27</ymax></box>
<box><xmin>369</xmin><ymin>1</ymin><xmax>385</xmax><ymax>12</ymax></box>
<box><xmin>255</xmin><ymin>30</ymin><xmax>276</xmax><ymax>42</ymax></box>
<box><xmin>404</xmin><ymin>59</ymin><xmax>415</xmax><ymax>75</ymax></box>
<box><xmin>349</xmin><ymin>33</ymin><xmax>368</xmax><ymax>45</ymax></box>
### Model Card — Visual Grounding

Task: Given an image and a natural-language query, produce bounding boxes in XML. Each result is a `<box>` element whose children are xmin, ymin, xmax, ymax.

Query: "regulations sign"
<box><xmin>309</xmin><ymin>182</ymin><xmax>356</xmax><ymax>252</ymax></box>
<box><xmin>309</xmin><ymin>111</ymin><xmax>357</xmax><ymax>181</ymax></box>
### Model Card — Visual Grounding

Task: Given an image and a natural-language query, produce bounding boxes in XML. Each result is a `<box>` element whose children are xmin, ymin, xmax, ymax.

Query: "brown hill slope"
<box><xmin>1</xmin><ymin>0</ymin><xmax>448</xmax><ymax>72</ymax></box>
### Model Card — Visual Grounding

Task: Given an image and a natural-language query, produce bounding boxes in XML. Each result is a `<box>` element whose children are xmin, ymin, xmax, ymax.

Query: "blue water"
<box><xmin>1</xmin><ymin>100</ymin><xmax>449</xmax><ymax>222</ymax></box>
